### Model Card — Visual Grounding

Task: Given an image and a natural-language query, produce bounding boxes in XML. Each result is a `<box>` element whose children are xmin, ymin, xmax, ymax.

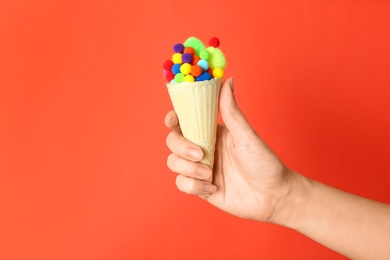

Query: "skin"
<box><xmin>165</xmin><ymin>78</ymin><xmax>390</xmax><ymax>259</ymax></box>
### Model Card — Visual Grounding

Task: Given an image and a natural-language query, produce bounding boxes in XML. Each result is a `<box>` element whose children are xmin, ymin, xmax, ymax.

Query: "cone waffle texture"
<box><xmin>167</xmin><ymin>78</ymin><xmax>221</xmax><ymax>175</ymax></box>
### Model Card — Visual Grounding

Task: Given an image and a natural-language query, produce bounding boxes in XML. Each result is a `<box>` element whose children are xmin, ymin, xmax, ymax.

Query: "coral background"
<box><xmin>1</xmin><ymin>0</ymin><xmax>389</xmax><ymax>259</ymax></box>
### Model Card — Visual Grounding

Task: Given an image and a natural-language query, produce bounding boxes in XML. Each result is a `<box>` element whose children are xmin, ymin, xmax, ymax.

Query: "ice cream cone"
<box><xmin>167</xmin><ymin>78</ymin><xmax>221</xmax><ymax>181</ymax></box>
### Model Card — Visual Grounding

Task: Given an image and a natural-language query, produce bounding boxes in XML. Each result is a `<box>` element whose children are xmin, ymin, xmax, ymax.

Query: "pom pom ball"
<box><xmin>182</xmin><ymin>53</ymin><xmax>193</xmax><ymax>64</ymax></box>
<box><xmin>172</xmin><ymin>53</ymin><xmax>182</xmax><ymax>64</ymax></box>
<box><xmin>197</xmin><ymin>59</ymin><xmax>209</xmax><ymax>70</ymax></box>
<box><xmin>192</xmin><ymin>55</ymin><xmax>200</xmax><ymax>65</ymax></box>
<box><xmin>163</xmin><ymin>60</ymin><xmax>174</xmax><ymax>71</ymax></box>
<box><xmin>173</xmin><ymin>43</ymin><xmax>184</xmax><ymax>53</ymax></box>
<box><xmin>184</xmin><ymin>37</ymin><xmax>206</xmax><ymax>55</ymax></box>
<box><xmin>206</xmin><ymin>46</ymin><xmax>227</xmax><ymax>68</ymax></box>
<box><xmin>208</xmin><ymin>37</ymin><xmax>220</xmax><ymax>47</ymax></box>
<box><xmin>195</xmin><ymin>71</ymin><xmax>212</xmax><ymax>81</ymax></box>
<box><xmin>174</xmin><ymin>73</ymin><xmax>184</xmax><ymax>83</ymax></box>
<box><xmin>183</xmin><ymin>75</ymin><xmax>195</xmax><ymax>82</ymax></box>
<box><xmin>171</xmin><ymin>64</ymin><xmax>181</xmax><ymax>74</ymax></box>
<box><xmin>190</xmin><ymin>65</ymin><xmax>203</xmax><ymax>77</ymax></box>
<box><xmin>199</xmin><ymin>50</ymin><xmax>210</xmax><ymax>60</ymax></box>
<box><xmin>183</xmin><ymin>47</ymin><xmax>195</xmax><ymax>55</ymax></box>
<box><xmin>180</xmin><ymin>63</ymin><xmax>192</xmax><ymax>75</ymax></box>
<box><xmin>164</xmin><ymin>69</ymin><xmax>175</xmax><ymax>81</ymax></box>
<box><xmin>212</xmin><ymin>68</ymin><xmax>224</xmax><ymax>78</ymax></box>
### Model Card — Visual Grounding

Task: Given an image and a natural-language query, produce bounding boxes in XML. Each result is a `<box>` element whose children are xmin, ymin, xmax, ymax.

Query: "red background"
<box><xmin>1</xmin><ymin>1</ymin><xmax>389</xmax><ymax>259</ymax></box>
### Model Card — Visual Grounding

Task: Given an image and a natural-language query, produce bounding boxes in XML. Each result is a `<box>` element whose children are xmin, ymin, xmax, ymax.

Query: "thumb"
<box><xmin>219</xmin><ymin>78</ymin><xmax>256</xmax><ymax>142</ymax></box>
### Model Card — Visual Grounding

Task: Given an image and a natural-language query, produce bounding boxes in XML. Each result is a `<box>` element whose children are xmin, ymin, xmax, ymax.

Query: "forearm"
<box><xmin>275</xmin><ymin>171</ymin><xmax>390</xmax><ymax>260</ymax></box>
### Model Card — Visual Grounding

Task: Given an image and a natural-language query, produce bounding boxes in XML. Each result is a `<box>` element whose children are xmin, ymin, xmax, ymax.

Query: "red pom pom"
<box><xmin>207</xmin><ymin>68</ymin><xmax>213</xmax><ymax>75</ymax></box>
<box><xmin>209</xmin><ymin>37</ymin><xmax>220</xmax><ymax>47</ymax></box>
<box><xmin>163</xmin><ymin>60</ymin><xmax>174</xmax><ymax>71</ymax></box>
<box><xmin>164</xmin><ymin>69</ymin><xmax>174</xmax><ymax>82</ymax></box>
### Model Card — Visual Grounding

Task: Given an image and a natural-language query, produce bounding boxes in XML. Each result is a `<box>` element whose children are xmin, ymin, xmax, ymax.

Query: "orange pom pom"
<box><xmin>183</xmin><ymin>47</ymin><xmax>195</xmax><ymax>55</ymax></box>
<box><xmin>192</xmin><ymin>55</ymin><xmax>200</xmax><ymax>65</ymax></box>
<box><xmin>190</xmin><ymin>65</ymin><xmax>203</xmax><ymax>77</ymax></box>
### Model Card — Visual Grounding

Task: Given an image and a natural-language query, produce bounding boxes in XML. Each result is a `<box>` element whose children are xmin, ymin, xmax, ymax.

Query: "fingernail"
<box><xmin>195</xmin><ymin>165</ymin><xmax>211</xmax><ymax>178</ymax></box>
<box><xmin>187</xmin><ymin>148</ymin><xmax>202</xmax><ymax>160</ymax></box>
<box><xmin>203</xmin><ymin>183</ymin><xmax>217</xmax><ymax>193</ymax></box>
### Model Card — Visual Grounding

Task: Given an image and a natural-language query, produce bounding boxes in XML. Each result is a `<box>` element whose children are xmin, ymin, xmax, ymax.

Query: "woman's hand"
<box><xmin>165</xmin><ymin>78</ymin><xmax>294</xmax><ymax>222</ymax></box>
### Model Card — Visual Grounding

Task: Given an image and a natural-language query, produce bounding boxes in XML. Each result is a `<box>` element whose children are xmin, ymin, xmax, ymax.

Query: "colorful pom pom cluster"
<box><xmin>163</xmin><ymin>36</ymin><xmax>227</xmax><ymax>83</ymax></box>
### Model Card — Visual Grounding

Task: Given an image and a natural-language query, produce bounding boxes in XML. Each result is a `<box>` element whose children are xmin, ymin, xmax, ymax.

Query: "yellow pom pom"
<box><xmin>212</xmin><ymin>68</ymin><xmax>224</xmax><ymax>78</ymax></box>
<box><xmin>180</xmin><ymin>63</ymin><xmax>192</xmax><ymax>75</ymax></box>
<box><xmin>172</xmin><ymin>53</ymin><xmax>182</xmax><ymax>64</ymax></box>
<box><xmin>183</xmin><ymin>74</ymin><xmax>195</xmax><ymax>82</ymax></box>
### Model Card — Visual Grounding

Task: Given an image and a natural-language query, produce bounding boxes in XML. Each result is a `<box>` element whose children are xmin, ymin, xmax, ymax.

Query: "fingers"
<box><xmin>166</xmin><ymin>131</ymin><xmax>203</xmax><ymax>162</ymax></box>
<box><xmin>167</xmin><ymin>154</ymin><xmax>212</xmax><ymax>180</ymax></box>
<box><xmin>167</xmin><ymin>143</ymin><xmax>216</xmax><ymax>197</ymax></box>
<box><xmin>164</xmin><ymin>110</ymin><xmax>180</xmax><ymax>131</ymax></box>
<box><xmin>176</xmin><ymin>175</ymin><xmax>217</xmax><ymax>196</ymax></box>
<box><xmin>165</xmin><ymin>108</ymin><xmax>217</xmax><ymax>197</ymax></box>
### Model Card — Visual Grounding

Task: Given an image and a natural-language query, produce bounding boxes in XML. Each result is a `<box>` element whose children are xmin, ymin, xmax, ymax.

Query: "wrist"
<box><xmin>270</xmin><ymin>169</ymin><xmax>313</xmax><ymax>229</ymax></box>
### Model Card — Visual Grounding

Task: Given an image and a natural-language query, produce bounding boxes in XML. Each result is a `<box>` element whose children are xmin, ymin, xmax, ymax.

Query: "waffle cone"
<box><xmin>167</xmin><ymin>78</ymin><xmax>221</xmax><ymax>181</ymax></box>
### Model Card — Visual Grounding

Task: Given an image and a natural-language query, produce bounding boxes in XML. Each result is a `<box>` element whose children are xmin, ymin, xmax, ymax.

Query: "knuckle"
<box><xmin>192</xmin><ymin>164</ymin><xmax>200</xmax><ymax>176</ymax></box>
<box><xmin>176</xmin><ymin>175</ymin><xmax>195</xmax><ymax>195</ymax></box>
<box><xmin>186</xmin><ymin>179</ymin><xmax>197</xmax><ymax>194</ymax></box>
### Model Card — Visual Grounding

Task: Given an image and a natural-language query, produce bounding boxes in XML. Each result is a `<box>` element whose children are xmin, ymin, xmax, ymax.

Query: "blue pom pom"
<box><xmin>171</xmin><ymin>64</ymin><xmax>181</xmax><ymax>74</ymax></box>
<box><xmin>195</xmin><ymin>72</ymin><xmax>212</xmax><ymax>81</ymax></box>
<box><xmin>197</xmin><ymin>59</ymin><xmax>209</xmax><ymax>71</ymax></box>
<box><xmin>173</xmin><ymin>43</ymin><xmax>184</xmax><ymax>53</ymax></box>
<box><xmin>203</xmin><ymin>72</ymin><xmax>212</xmax><ymax>80</ymax></box>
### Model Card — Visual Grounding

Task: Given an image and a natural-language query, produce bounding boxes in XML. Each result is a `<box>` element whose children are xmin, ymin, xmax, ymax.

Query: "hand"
<box><xmin>166</xmin><ymin>78</ymin><xmax>390</xmax><ymax>259</ymax></box>
<box><xmin>165</xmin><ymin>78</ymin><xmax>294</xmax><ymax>222</ymax></box>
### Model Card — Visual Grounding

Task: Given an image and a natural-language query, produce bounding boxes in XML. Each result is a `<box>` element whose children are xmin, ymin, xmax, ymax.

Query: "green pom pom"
<box><xmin>174</xmin><ymin>73</ymin><xmax>184</xmax><ymax>83</ymax></box>
<box><xmin>183</xmin><ymin>37</ymin><xmax>206</xmax><ymax>56</ymax></box>
<box><xmin>199</xmin><ymin>49</ymin><xmax>210</xmax><ymax>60</ymax></box>
<box><xmin>206</xmin><ymin>47</ymin><xmax>227</xmax><ymax>69</ymax></box>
